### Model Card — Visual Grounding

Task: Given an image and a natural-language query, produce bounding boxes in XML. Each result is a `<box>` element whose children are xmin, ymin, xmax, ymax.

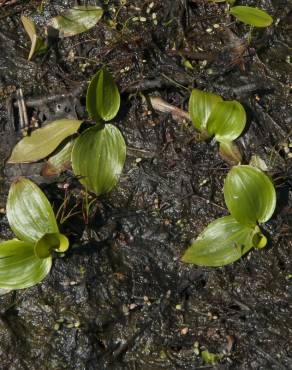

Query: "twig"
<box><xmin>15</xmin><ymin>89</ymin><xmax>28</xmax><ymax>130</ymax></box>
<box><xmin>14</xmin><ymin>82</ymin><xmax>87</xmax><ymax>108</ymax></box>
<box><xmin>149</xmin><ymin>96</ymin><xmax>190</xmax><ymax>121</ymax></box>
<box><xmin>16</xmin><ymin>90</ymin><xmax>24</xmax><ymax>130</ymax></box>
<box><xmin>13</xmin><ymin>74</ymin><xmax>191</xmax><ymax>109</ymax></box>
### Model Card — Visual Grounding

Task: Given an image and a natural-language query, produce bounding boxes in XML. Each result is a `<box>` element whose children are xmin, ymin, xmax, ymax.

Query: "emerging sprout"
<box><xmin>21</xmin><ymin>16</ymin><xmax>48</xmax><ymax>61</ymax></box>
<box><xmin>189</xmin><ymin>89</ymin><xmax>246</xmax><ymax>163</ymax></box>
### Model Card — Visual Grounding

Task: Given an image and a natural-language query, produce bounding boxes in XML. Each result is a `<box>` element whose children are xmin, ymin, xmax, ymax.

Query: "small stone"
<box><xmin>181</xmin><ymin>327</ymin><xmax>189</xmax><ymax>335</ymax></box>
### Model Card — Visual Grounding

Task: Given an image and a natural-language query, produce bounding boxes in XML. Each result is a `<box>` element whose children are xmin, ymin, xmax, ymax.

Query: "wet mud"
<box><xmin>0</xmin><ymin>1</ymin><xmax>291</xmax><ymax>369</ymax></box>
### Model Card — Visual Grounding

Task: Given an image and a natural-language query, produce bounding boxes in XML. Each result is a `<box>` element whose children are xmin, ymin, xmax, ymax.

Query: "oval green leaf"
<box><xmin>34</xmin><ymin>233</ymin><xmax>69</xmax><ymax>258</ymax></box>
<box><xmin>230</xmin><ymin>6</ymin><xmax>273</xmax><ymax>27</ymax></box>
<box><xmin>182</xmin><ymin>216</ymin><xmax>257</xmax><ymax>266</ymax></box>
<box><xmin>71</xmin><ymin>124</ymin><xmax>126</xmax><ymax>195</ymax></box>
<box><xmin>207</xmin><ymin>101</ymin><xmax>246</xmax><ymax>142</ymax></box>
<box><xmin>42</xmin><ymin>139</ymin><xmax>75</xmax><ymax>177</ymax></box>
<box><xmin>8</xmin><ymin>119</ymin><xmax>83</xmax><ymax>163</ymax></box>
<box><xmin>189</xmin><ymin>89</ymin><xmax>222</xmax><ymax>132</ymax></box>
<box><xmin>7</xmin><ymin>177</ymin><xmax>59</xmax><ymax>243</ymax></box>
<box><xmin>224</xmin><ymin>165</ymin><xmax>276</xmax><ymax>226</ymax></box>
<box><xmin>0</xmin><ymin>240</ymin><xmax>52</xmax><ymax>289</ymax></box>
<box><xmin>48</xmin><ymin>6</ymin><xmax>103</xmax><ymax>38</ymax></box>
<box><xmin>86</xmin><ymin>68</ymin><xmax>120</xmax><ymax>122</ymax></box>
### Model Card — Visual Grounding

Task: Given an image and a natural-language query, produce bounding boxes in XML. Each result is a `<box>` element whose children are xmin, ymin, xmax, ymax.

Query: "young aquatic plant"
<box><xmin>182</xmin><ymin>165</ymin><xmax>276</xmax><ymax>266</ymax></box>
<box><xmin>71</xmin><ymin>68</ymin><xmax>126</xmax><ymax>195</ymax></box>
<box><xmin>189</xmin><ymin>89</ymin><xmax>246</xmax><ymax>163</ymax></box>
<box><xmin>21</xmin><ymin>6</ymin><xmax>103</xmax><ymax>58</ymax></box>
<box><xmin>0</xmin><ymin>177</ymin><xmax>69</xmax><ymax>289</ymax></box>
<box><xmin>8</xmin><ymin>68</ymin><xmax>126</xmax><ymax>196</ymax></box>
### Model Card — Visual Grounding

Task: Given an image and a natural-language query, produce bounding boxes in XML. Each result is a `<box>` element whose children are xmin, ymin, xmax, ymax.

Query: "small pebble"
<box><xmin>181</xmin><ymin>327</ymin><xmax>189</xmax><ymax>335</ymax></box>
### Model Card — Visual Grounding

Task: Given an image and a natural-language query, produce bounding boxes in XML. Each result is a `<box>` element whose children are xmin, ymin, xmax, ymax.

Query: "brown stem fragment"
<box><xmin>149</xmin><ymin>96</ymin><xmax>190</xmax><ymax>122</ymax></box>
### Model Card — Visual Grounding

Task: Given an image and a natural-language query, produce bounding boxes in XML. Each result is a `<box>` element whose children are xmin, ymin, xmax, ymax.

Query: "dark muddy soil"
<box><xmin>0</xmin><ymin>1</ymin><xmax>291</xmax><ymax>369</ymax></box>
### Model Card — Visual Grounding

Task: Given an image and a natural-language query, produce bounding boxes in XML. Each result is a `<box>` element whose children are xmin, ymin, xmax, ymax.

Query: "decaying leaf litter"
<box><xmin>0</xmin><ymin>0</ymin><xmax>291</xmax><ymax>369</ymax></box>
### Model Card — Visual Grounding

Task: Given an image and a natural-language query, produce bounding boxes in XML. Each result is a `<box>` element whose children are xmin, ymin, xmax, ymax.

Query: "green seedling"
<box><xmin>189</xmin><ymin>89</ymin><xmax>246</xmax><ymax>163</ymax></box>
<box><xmin>8</xmin><ymin>68</ymin><xmax>126</xmax><ymax>196</ymax></box>
<box><xmin>22</xmin><ymin>6</ymin><xmax>103</xmax><ymax>59</ymax></box>
<box><xmin>72</xmin><ymin>67</ymin><xmax>126</xmax><ymax>195</ymax></box>
<box><xmin>182</xmin><ymin>165</ymin><xmax>276</xmax><ymax>266</ymax></box>
<box><xmin>0</xmin><ymin>177</ymin><xmax>69</xmax><ymax>289</ymax></box>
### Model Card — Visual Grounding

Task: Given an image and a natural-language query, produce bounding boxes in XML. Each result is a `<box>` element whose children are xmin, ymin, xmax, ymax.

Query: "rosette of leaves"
<box><xmin>182</xmin><ymin>165</ymin><xmax>276</xmax><ymax>266</ymax></box>
<box><xmin>188</xmin><ymin>89</ymin><xmax>246</xmax><ymax>164</ymax></box>
<box><xmin>8</xmin><ymin>68</ymin><xmax>126</xmax><ymax>196</ymax></box>
<box><xmin>71</xmin><ymin>68</ymin><xmax>126</xmax><ymax>195</ymax></box>
<box><xmin>0</xmin><ymin>177</ymin><xmax>69</xmax><ymax>289</ymax></box>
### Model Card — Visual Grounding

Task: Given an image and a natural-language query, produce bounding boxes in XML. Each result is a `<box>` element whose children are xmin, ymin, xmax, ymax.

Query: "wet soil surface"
<box><xmin>0</xmin><ymin>1</ymin><xmax>291</xmax><ymax>369</ymax></box>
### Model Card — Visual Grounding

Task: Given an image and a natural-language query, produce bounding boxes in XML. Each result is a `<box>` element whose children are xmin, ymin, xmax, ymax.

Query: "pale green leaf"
<box><xmin>8</xmin><ymin>119</ymin><xmax>83</xmax><ymax>163</ymax></box>
<box><xmin>188</xmin><ymin>89</ymin><xmax>222</xmax><ymax>131</ymax></box>
<box><xmin>224</xmin><ymin>165</ymin><xmax>276</xmax><ymax>226</ymax></box>
<box><xmin>201</xmin><ymin>351</ymin><xmax>222</xmax><ymax>364</ymax></box>
<box><xmin>249</xmin><ymin>154</ymin><xmax>268</xmax><ymax>171</ymax></box>
<box><xmin>182</xmin><ymin>216</ymin><xmax>257</xmax><ymax>266</ymax></box>
<box><xmin>48</xmin><ymin>6</ymin><xmax>103</xmax><ymax>38</ymax></box>
<box><xmin>230</xmin><ymin>6</ymin><xmax>273</xmax><ymax>27</ymax></box>
<box><xmin>0</xmin><ymin>240</ymin><xmax>52</xmax><ymax>289</ymax></box>
<box><xmin>42</xmin><ymin>139</ymin><xmax>75</xmax><ymax>176</ymax></box>
<box><xmin>207</xmin><ymin>100</ymin><xmax>246</xmax><ymax>142</ymax></box>
<box><xmin>71</xmin><ymin>124</ymin><xmax>126</xmax><ymax>195</ymax></box>
<box><xmin>7</xmin><ymin>177</ymin><xmax>59</xmax><ymax>243</ymax></box>
<box><xmin>86</xmin><ymin>68</ymin><xmax>120</xmax><ymax>122</ymax></box>
<box><xmin>34</xmin><ymin>233</ymin><xmax>69</xmax><ymax>258</ymax></box>
<box><xmin>21</xmin><ymin>15</ymin><xmax>48</xmax><ymax>61</ymax></box>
